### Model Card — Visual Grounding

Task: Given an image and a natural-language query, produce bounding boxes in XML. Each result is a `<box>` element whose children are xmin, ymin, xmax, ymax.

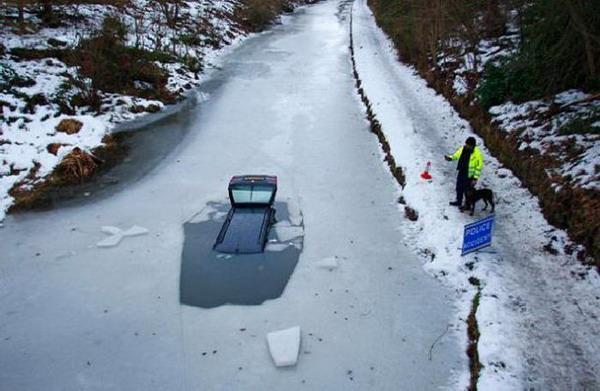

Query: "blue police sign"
<box><xmin>462</xmin><ymin>214</ymin><xmax>494</xmax><ymax>255</ymax></box>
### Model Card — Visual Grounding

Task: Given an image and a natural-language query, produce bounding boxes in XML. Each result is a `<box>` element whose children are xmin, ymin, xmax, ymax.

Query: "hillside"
<box><xmin>367</xmin><ymin>0</ymin><xmax>600</xmax><ymax>265</ymax></box>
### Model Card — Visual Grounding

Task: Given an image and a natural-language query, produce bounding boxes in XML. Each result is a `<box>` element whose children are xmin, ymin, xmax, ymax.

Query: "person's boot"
<box><xmin>449</xmin><ymin>200</ymin><xmax>461</xmax><ymax>207</ymax></box>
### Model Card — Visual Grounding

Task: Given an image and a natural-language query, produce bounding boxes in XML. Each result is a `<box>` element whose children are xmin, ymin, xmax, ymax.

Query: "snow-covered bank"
<box><xmin>434</xmin><ymin>13</ymin><xmax>600</xmax><ymax>194</ymax></box>
<box><xmin>352</xmin><ymin>0</ymin><xmax>600</xmax><ymax>389</ymax></box>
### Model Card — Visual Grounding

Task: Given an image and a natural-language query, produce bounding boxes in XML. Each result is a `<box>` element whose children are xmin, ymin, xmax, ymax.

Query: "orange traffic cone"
<box><xmin>420</xmin><ymin>161</ymin><xmax>432</xmax><ymax>180</ymax></box>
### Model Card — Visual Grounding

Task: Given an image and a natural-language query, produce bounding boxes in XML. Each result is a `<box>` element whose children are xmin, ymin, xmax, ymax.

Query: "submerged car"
<box><xmin>213</xmin><ymin>175</ymin><xmax>277</xmax><ymax>254</ymax></box>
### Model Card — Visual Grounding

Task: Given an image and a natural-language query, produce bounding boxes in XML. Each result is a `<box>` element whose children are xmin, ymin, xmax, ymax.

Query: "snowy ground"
<box><xmin>0</xmin><ymin>2</ymin><xmax>465</xmax><ymax>390</ymax></box>
<box><xmin>489</xmin><ymin>92</ymin><xmax>600</xmax><ymax>191</ymax></box>
<box><xmin>352</xmin><ymin>0</ymin><xmax>600</xmax><ymax>389</ymax></box>
<box><xmin>1</xmin><ymin>0</ymin><xmax>246</xmax><ymax>221</ymax></box>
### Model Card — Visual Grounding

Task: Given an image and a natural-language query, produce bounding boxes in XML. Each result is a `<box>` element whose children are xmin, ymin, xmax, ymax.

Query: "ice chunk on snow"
<box><xmin>97</xmin><ymin>234</ymin><xmax>124</xmax><ymax>248</ymax></box>
<box><xmin>274</xmin><ymin>225</ymin><xmax>304</xmax><ymax>242</ymax></box>
<box><xmin>123</xmin><ymin>225</ymin><xmax>149</xmax><ymax>237</ymax></box>
<box><xmin>101</xmin><ymin>226</ymin><xmax>121</xmax><ymax>235</ymax></box>
<box><xmin>266</xmin><ymin>326</ymin><xmax>301</xmax><ymax>367</ymax></box>
<box><xmin>287</xmin><ymin>200</ymin><xmax>303</xmax><ymax>226</ymax></box>
<box><xmin>96</xmin><ymin>225</ymin><xmax>149</xmax><ymax>248</ymax></box>
<box><xmin>316</xmin><ymin>256</ymin><xmax>339</xmax><ymax>270</ymax></box>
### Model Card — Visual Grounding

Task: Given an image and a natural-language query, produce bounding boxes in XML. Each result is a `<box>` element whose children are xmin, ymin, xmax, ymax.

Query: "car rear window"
<box><xmin>231</xmin><ymin>185</ymin><xmax>274</xmax><ymax>204</ymax></box>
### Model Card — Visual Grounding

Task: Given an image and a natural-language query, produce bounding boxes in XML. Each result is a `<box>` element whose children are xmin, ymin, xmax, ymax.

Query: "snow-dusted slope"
<box><xmin>352</xmin><ymin>0</ymin><xmax>600</xmax><ymax>389</ymax></box>
<box><xmin>1</xmin><ymin>0</ymin><xmax>245</xmax><ymax>221</ymax></box>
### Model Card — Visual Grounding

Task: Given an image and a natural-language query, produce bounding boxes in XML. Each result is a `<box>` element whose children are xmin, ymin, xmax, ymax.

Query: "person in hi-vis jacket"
<box><xmin>444</xmin><ymin>137</ymin><xmax>484</xmax><ymax>209</ymax></box>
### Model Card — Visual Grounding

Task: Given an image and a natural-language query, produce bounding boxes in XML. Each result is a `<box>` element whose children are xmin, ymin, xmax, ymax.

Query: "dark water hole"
<box><xmin>180</xmin><ymin>202</ymin><xmax>303</xmax><ymax>308</ymax></box>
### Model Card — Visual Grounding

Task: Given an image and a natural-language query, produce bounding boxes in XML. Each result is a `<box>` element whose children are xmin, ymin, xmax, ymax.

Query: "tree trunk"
<box><xmin>18</xmin><ymin>0</ymin><xmax>24</xmax><ymax>24</ymax></box>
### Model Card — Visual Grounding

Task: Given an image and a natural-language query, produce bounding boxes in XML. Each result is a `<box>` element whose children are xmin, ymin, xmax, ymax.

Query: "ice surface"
<box><xmin>266</xmin><ymin>326</ymin><xmax>301</xmax><ymax>367</ymax></box>
<box><xmin>316</xmin><ymin>256</ymin><xmax>339</xmax><ymax>270</ymax></box>
<box><xmin>0</xmin><ymin>2</ymin><xmax>464</xmax><ymax>390</ymax></box>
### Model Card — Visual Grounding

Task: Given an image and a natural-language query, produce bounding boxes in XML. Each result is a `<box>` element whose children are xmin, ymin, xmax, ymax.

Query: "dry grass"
<box><xmin>55</xmin><ymin>118</ymin><xmax>83</xmax><ymax>134</ymax></box>
<box><xmin>235</xmin><ymin>0</ymin><xmax>284</xmax><ymax>31</ymax></box>
<box><xmin>9</xmin><ymin>134</ymin><xmax>127</xmax><ymax>212</ymax></box>
<box><xmin>58</xmin><ymin>147</ymin><xmax>98</xmax><ymax>182</ymax></box>
<box><xmin>46</xmin><ymin>142</ymin><xmax>69</xmax><ymax>155</ymax></box>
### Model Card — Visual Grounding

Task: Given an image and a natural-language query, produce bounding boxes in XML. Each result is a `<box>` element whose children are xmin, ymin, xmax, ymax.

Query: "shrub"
<box><xmin>58</xmin><ymin>147</ymin><xmax>97</xmax><ymax>183</ymax></box>
<box><xmin>183</xmin><ymin>55</ymin><xmax>202</xmax><ymax>74</ymax></box>
<box><xmin>23</xmin><ymin>93</ymin><xmax>48</xmax><ymax>114</ymax></box>
<box><xmin>56</xmin><ymin>118</ymin><xmax>83</xmax><ymax>134</ymax></box>
<box><xmin>477</xmin><ymin>58</ymin><xmax>546</xmax><ymax>109</ymax></box>
<box><xmin>558</xmin><ymin>110</ymin><xmax>600</xmax><ymax>136</ymax></box>
<box><xmin>177</xmin><ymin>33</ymin><xmax>202</xmax><ymax>47</ymax></box>
<box><xmin>71</xmin><ymin>15</ymin><xmax>176</xmax><ymax>103</ymax></box>
<box><xmin>236</xmin><ymin>0</ymin><xmax>282</xmax><ymax>32</ymax></box>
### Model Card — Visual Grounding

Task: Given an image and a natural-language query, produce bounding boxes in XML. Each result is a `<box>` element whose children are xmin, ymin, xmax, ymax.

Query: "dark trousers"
<box><xmin>455</xmin><ymin>172</ymin><xmax>470</xmax><ymax>205</ymax></box>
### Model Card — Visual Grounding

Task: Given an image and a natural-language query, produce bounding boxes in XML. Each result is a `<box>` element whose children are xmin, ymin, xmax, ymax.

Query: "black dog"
<box><xmin>464</xmin><ymin>187</ymin><xmax>495</xmax><ymax>216</ymax></box>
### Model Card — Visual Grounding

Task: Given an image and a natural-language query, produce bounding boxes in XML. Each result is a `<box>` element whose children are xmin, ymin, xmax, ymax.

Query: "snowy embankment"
<box><xmin>439</xmin><ymin>13</ymin><xmax>599</xmax><ymax>192</ymax></box>
<box><xmin>0</xmin><ymin>0</ymin><xmax>248</xmax><ymax>221</ymax></box>
<box><xmin>352</xmin><ymin>0</ymin><xmax>600</xmax><ymax>389</ymax></box>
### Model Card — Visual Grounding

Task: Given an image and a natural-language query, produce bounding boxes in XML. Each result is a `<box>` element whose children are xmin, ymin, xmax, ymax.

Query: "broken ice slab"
<box><xmin>122</xmin><ymin>225</ymin><xmax>149</xmax><ymax>236</ymax></box>
<box><xmin>97</xmin><ymin>234</ymin><xmax>123</xmax><ymax>248</ymax></box>
<box><xmin>266</xmin><ymin>326</ymin><xmax>301</xmax><ymax>367</ymax></box>
<box><xmin>101</xmin><ymin>226</ymin><xmax>122</xmax><ymax>235</ymax></box>
<box><xmin>96</xmin><ymin>225</ymin><xmax>149</xmax><ymax>248</ymax></box>
<box><xmin>316</xmin><ymin>256</ymin><xmax>339</xmax><ymax>270</ymax></box>
<box><xmin>274</xmin><ymin>225</ymin><xmax>304</xmax><ymax>242</ymax></box>
<box><xmin>286</xmin><ymin>200</ymin><xmax>303</xmax><ymax>226</ymax></box>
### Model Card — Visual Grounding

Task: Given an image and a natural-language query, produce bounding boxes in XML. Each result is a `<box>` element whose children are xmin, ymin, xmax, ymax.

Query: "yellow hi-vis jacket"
<box><xmin>450</xmin><ymin>146</ymin><xmax>484</xmax><ymax>179</ymax></box>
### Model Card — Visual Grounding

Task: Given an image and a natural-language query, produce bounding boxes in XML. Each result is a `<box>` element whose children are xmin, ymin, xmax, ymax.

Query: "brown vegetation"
<box><xmin>234</xmin><ymin>0</ymin><xmax>285</xmax><ymax>31</ymax></box>
<box><xmin>58</xmin><ymin>147</ymin><xmax>98</xmax><ymax>182</ymax></box>
<box><xmin>9</xmin><ymin>134</ymin><xmax>128</xmax><ymax>211</ymax></box>
<box><xmin>234</xmin><ymin>0</ymin><xmax>315</xmax><ymax>32</ymax></box>
<box><xmin>55</xmin><ymin>118</ymin><xmax>83</xmax><ymax>134</ymax></box>
<box><xmin>71</xmin><ymin>15</ymin><xmax>177</xmax><ymax>103</ymax></box>
<box><xmin>46</xmin><ymin>143</ymin><xmax>69</xmax><ymax>155</ymax></box>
